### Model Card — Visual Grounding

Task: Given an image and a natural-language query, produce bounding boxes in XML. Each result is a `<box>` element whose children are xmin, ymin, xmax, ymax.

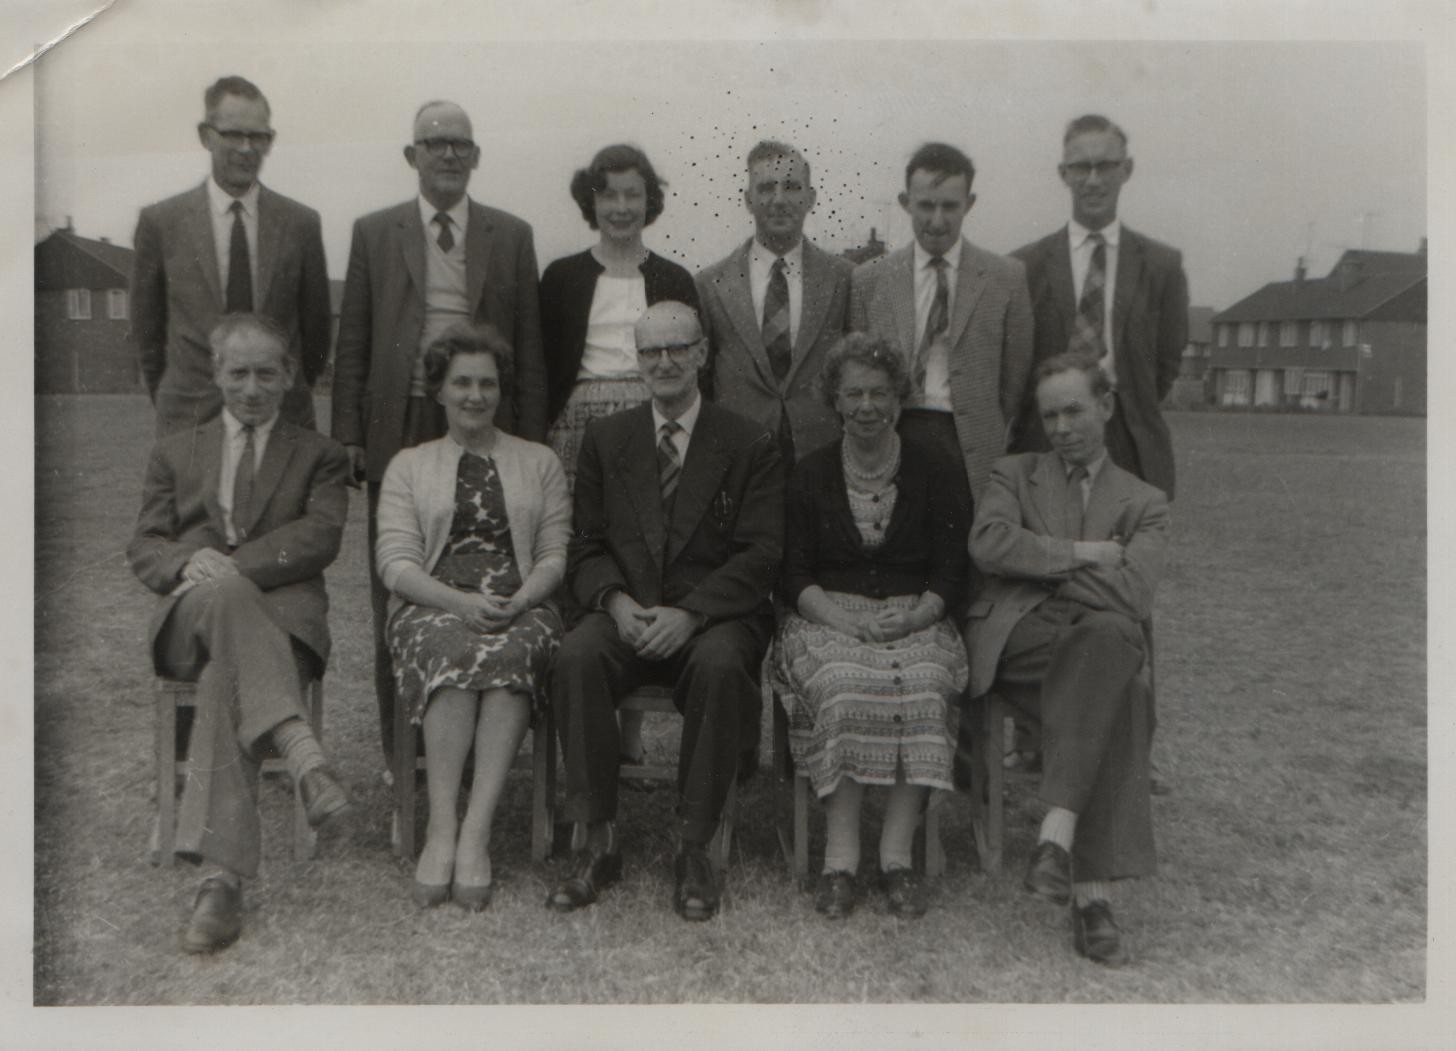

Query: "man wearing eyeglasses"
<box><xmin>1011</xmin><ymin>114</ymin><xmax>1187</xmax><ymax>503</ymax></box>
<box><xmin>331</xmin><ymin>99</ymin><xmax>546</xmax><ymax>765</ymax></box>
<box><xmin>548</xmin><ymin>301</ymin><xmax>782</xmax><ymax>923</ymax></box>
<box><xmin>130</xmin><ymin>76</ymin><xmax>332</xmax><ymax>437</ymax></box>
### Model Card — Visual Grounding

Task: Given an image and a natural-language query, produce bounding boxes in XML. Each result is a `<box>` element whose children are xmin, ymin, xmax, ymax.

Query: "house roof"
<box><xmin>47</xmin><ymin>228</ymin><xmax>134</xmax><ymax>278</ymax></box>
<box><xmin>1213</xmin><ymin>249</ymin><xmax>1426</xmax><ymax>324</ymax></box>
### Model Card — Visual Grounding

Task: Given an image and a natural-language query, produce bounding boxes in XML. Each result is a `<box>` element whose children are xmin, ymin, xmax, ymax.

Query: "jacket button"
<box><xmin>893</xmin><ymin>676</ymin><xmax>902</xmax><ymax>685</ymax></box>
<box><xmin>893</xmin><ymin>713</ymin><xmax>903</xmax><ymax>723</ymax></box>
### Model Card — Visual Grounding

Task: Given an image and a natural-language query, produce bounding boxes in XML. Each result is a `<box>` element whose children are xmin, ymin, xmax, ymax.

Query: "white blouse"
<box><xmin>577</xmin><ymin>275</ymin><xmax>649</xmax><ymax>380</ymax></box>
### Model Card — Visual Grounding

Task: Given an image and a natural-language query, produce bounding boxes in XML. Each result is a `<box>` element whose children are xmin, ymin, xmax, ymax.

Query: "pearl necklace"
<box><xmin>843</xmin><ymin>433</ymin><xmax>901</xmax><ymax>489</ymax></box>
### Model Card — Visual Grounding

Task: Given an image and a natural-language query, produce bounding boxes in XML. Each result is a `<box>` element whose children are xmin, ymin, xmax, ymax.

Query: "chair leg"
<box><xmin>154</xmin><ymin>685</ymin><xmax>178</xmax><ymax>867</ymax></box>
<box><xmin>395</xmin><ymin>703</ymin><xmax>417</xmax><ymax>863</ymax></box>
<box><xmin>982</xmin><ymin>696</ymin><xmax>1006</xmax><ymax>875</ymax></box>
<box><xmin>771</xmin><ymin>695</ymin><xmax>795</xmax><ymax>871</ymax></box>
<box><xmin>531</xmin><ymin>706</ymin><xmax>554</xmax><ymax>863</ymax></box>
<box><xmin>792</xmin><ymin>772</ymin><xmax>810</xmax><ymax>886</ymax></box>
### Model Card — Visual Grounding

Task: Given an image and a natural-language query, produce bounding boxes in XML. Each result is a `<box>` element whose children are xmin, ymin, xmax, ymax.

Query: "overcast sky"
<box><xmin>30</xmin><ymin>6</ymin><xmax>1424</xmax><ymax>312</ymax></box>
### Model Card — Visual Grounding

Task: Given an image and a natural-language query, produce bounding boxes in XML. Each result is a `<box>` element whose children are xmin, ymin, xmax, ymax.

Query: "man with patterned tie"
<box><xmin>129</xmin><ymin>314</ymin><xmax>352</xmax><ymax>954</ymax></box>
<box><xmin>697</xmin><ymin>140</ymin><xmax>854</xmax><ymax>468</ymax></box>
<box><xmin>130</xmin><ymin>76</ymin><xmax>331</xmax><ymax>437</ymax></box>
<box><xmin>331</xmin><ymin>100</ymin><xmax>547</xmax><ymax>765</ymax></box>
<box><xmin>1011</xmin><ymin>114</ymin><xmax>1188</xmax><ymax>502</ymax></box>
<box><xmin>966</xmin><ymin>352</ymin><xmax>1169</xmax><ymax>965</ymax></box>
<box><xmin>849</xmin><ymin>142</ymin><xmax>1033</xmax><ymax>522</ymax></box>
<box><xmin>548</xmin><ymin>301</ymin><xmax>783</xmax><ymax>923</ymax></box>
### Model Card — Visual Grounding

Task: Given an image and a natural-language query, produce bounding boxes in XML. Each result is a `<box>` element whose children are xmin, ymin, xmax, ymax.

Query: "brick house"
<box><xmin>35</xmin><ymin>223</ymin><xmax>143</xmax><ymax>394</ymax></box>
<box><xmin>1208</xmin><ymin>244</ymin><xmax>1426</xmax><ymax>415</ymax></box>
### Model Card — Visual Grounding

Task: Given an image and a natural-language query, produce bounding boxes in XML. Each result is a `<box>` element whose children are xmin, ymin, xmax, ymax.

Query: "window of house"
<box><xmin>107</xmin><ymin>289</ymin><xmax>128</xmax><ymax>320</ymax></box>
<box><xmin>65</xmin><ymin>289</ymin><xmax>92</xmax><ymax>320</ymax></box>
<box><xmin>1343</xmin><ymin>319</ymin><xmax>1358</xmax><ymax>346</ymax></box>
<box><xmin>1308</xmin><ymin>320</ymin><xmax>1325</xmax><ymax>347</ymax></box>
<box><xmin>1237</xmin><ymin>323</ymin><xmax>1254</xmax><ymax>348</ymax></box>
<box><xmin>1218</xmin><ymin>324</ymin><xmax>1229</xmax><ymax>348</ymax></box>
<box><xmin>1283</xmin><ymin>368</ymin><xmax>1303</xmax><ymax>396</ymax></box>
<box><xmin>1280</xmin><ymin>321</ymin><xmax>1298</xmax><ymax>347</ymax></box>
<box><xmin>1221</xmin><ymin>370</ymin><xmax>1251</xmax><ymax>406</ymax></box>
<box><xmin>1257</xmin><ymin>322</ymin><xmax>1271</xmax><ymax>347</ymax></box>
<box><xmin>1300</xmin><ymin>370</ymin><xmax>1332</xmax><ymax>409</ymax></box>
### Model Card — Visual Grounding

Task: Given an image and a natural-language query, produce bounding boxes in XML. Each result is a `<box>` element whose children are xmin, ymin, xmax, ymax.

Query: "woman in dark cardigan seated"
<box><xmin>771</xmin><ymin>333</ymin><xmax>971</xmax><ymax>921</ymax></box>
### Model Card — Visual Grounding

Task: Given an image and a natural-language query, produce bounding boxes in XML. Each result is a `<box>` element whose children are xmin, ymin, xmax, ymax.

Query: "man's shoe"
<box><xmin>1073</xmin><ymin>899</ymin><xmax>1130</xmax><ymax>966</ymax></box>
<box><xmin>1024</xmin><ymin>840</ymin><xmax>1072</xmax><ymax>905</ymax></box>
<box><xmin>299</xmin><ymin>767</ymin><xmax>352</xmax><ymax>828</ymax></box>
<box><xmin>672</xmin><ymin>844</ymin><xmax>719</xmax><ymax>921</ymax></box>
<box><xmin>813</xmin><ymin>870</ymin><xmax>858</xmax><ymax>920</ymax></box>
<box><xmin>180</xmin><ymin>877</ymin><xmax>242</xmax><ymax>954</ymax></box>
<box><xmin>546</xmin><ymin>846</ymin><xmax>622</xmax><ymax>912</ymax></box>
<box><xmin>881</xmin><ymin>866</ymin><xmax>927</xmax><ymax>918</ymax></box>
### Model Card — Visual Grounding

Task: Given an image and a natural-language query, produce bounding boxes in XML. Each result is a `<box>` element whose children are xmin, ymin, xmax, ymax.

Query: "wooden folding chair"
<box><xmin>151</xmin><ymin>676</ymin><xmax>323</xmax><ymax>866</ymax></box>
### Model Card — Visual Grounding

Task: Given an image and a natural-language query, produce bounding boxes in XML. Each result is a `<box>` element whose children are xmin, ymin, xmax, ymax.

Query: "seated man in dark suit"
<box><xmin>128</xmin><ymin>313</ymin><xmax>352</xmax><ymax>954</ymax></box>
<box><xmin>966</xmin><ymin>351</ymin><xmax>1169</xmax><ymax>965</ymax></box>
<box><xmin>548</xmin><ymin>301</ymin><xmax>784</xmax><ymax>922</ymax></box>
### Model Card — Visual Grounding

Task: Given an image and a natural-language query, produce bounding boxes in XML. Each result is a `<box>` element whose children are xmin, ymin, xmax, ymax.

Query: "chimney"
<box><xmin>99</xmin><ymin>236</ymin><xmax>110</xmax><ymax>244</ymax></box>
<box><xmin>1294</xmin><ymin>256</ymin><xmax>1306</xmax><ymax>283</ymax></box>
<box><xmin>64</xmin><ymin>215</ymin><xmax>73</xmax><ymax>232</ymax></box>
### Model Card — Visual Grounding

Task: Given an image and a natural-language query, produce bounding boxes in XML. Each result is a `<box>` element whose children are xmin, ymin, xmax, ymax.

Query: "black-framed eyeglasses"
<box><xmin>636</xmin><ymin>341</ymin><xmax>700</xmax><ymax>364</ymax></box>
<box><xmin>415</xmin><ymin>138</ymin><xmax>477</xmax><ymax>159</ymax></box>
<box><xmin>1062</xmin><ymin>159</ymin><xmax>1125</xmax><ymax>180</ymax></box>
<box><xmin>204</xmin><ymin>125</ymin><xmax>275</xmax><ymax>149</ymax></box>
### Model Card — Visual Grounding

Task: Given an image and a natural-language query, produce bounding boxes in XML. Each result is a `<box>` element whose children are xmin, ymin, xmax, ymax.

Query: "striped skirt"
<box><xmin>771</xmin><ymin>592</ymin><xmax>968</xmax><ymax>797</ymax></box>
<box><xmin>547</xmin><ymin>376</ymin><xmax>651</xmax><ymax>488</ymax></box>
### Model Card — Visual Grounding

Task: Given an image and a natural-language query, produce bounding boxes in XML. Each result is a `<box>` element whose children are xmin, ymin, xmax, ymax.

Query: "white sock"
<box><xmin>1074</xmin><ymin>880</ymin><xmax>1113</xmax><ymax>906</ymax></box>
<box><xmin>1038</xmin><ymin>806</ymin><xmax>1078</xmax><ymax>851</ymax></box>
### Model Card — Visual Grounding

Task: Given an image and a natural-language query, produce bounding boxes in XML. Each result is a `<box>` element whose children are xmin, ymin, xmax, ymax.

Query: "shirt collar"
<box><xmin>653</xmin><ymin>392</ymin><xmax>702</xmax><ymax>439</ymax></box>
<box><xmin>913</xmin><ymin>237</ymin><xmax>963</xmax><ymax>274</ymax></box>
<box><xmin>1068</xmin><ymin>217</ymin><xmax>1121</xmax><ymax>250</ymax></box>
<box><xmin>418</xmin><ymin>194</ymin><xmax>471</xmax><ymax>237</ymax></box>
<box><xmin>208</xmin><ymin>177</ymin><xmax>260</xmax><ymax>218</ymax></box>
<box><xmin>750</xmin><ymin>236</ymin><xmax>804</xmax><ymax>276</ymax></box>
<box><xmin>1065</xmin><ymin>450</ymin><xmax>1108</xmax><ymax>482</ymax></box>
<box><xmin>221</xmin><ymin>406</ymin><xmax>280</xmax><ymax>441</ymax></box>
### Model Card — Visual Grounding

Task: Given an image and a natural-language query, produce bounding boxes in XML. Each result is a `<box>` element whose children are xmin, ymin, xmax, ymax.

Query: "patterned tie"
<box><xmin>1069</xmin><ymin>232</ymin><xmax>1106</xmax><ymax>359</ymax></box>
<box><xmin>658</xmin><ymin>420</ymin><xmax>682</xmax><ymax>511</ymax></box>
<box><xmin>226</xmin><ymin>200</ymin><xmax>252</xmax><ymax>313</ymax></box>
<box><xmin>762</xmin><ymin>257</ymin><xmax>792</xmax><ymax>382</ymax></box>
<box><xmin>232</xmin><ymin>424</ymin><xmax>256</xmax><ymax>542</ymax></box>
<box><xmin>915</xmin><ymin>256</ymin><xmax>949</xmax><ymax>394</ymax></box>
<box><xmin>434</xmin><ymin>212</ymin><xmax>455</xmax><ymax>254</ymax></box>
<box><xmin>1066</xmin><ymin>464</ymin><xmax>1089</xmax><ymax>539</ymax></box>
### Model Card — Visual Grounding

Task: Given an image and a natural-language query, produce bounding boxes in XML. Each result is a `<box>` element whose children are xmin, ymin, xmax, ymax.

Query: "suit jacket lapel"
<box><xmin>1112</xmin><ymin>227</ymin><xmax>1144</xmax><ymax>358</ymax></box>
<box><xmin>396</xmin><ymin>204</ymin><xmax>427</xmax><ymax>303</ymax></box>
<box><xmin>720</xmin><ymin>241</ymin><xmax>774</xmax><ymax>385</ymax></box>
<box><xmin>465</xmin><ymin>201</ymin><xmax>492</xmax><ymax>315</ymax></box>
<box><xmin>615</xmin><ymin>408</ymin><xmax>668</xmax><ymax>569</ymax></box>
<box><xmin>1028</xmin><ymin>453</ymin><xmax>1073</xmax><ymax>538</ymax></box>
<box><xmin>889</xmin><ymin>249</ymin><xmax>917</xmax><ymax>360</ymax></box>
<box><xmin>239</xmin><ymin>421</ymin><xmax>296</xmax><ymax>538</ymax></box>
<box><xmin>1082</xmin><ymin>461</ymin><xmax>1132</xmax><ymax>541</ymax></box>
<box><xmin>253</xmin><ymin>185</ymin><xmax>284</xmax><ymax>311</ymax></box>
<box><xmin>945</xmin><ymin>238</ymin><xmax>988</xmax><ymax>351</ymax></box>
<box><xmin>784</xmin><ymin>240</ymin><xmax>832</xmax><ymax>390</ymax></box>
<box><xmin>666</xmin><ymin>406</ymin><xmax>734</xmax><ymax>566</ymax></box>
<box><xmin>1048</xmin><ymin>227</ymin><xmax>1077</xmax><ymax>341</ymax></box>
<box><xmin>196</xmin><ymin>419</ymin><xmax>228</xmax><ymax>538</ymax></box>
<box><xmin>186</xmin><ymin>184</ymin><xmax>223</xmax><ymax>310</ymax></box>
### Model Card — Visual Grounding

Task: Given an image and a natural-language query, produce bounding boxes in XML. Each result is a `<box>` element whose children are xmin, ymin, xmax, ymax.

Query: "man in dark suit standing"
<box><xmin>697</xmin><ymin>140</ymin><xmax>854</xmax><ymax>467</ymax></box>
<box><xmin>331</xmin><ymin>99</ymin><xmax>546</xmax><ymax>764</ymax></box>
<box><xmin>1011</xmin><ymin>114</ymin><xmax>1188</xmax><ymax>501</ymax></box>
<box><xmin>548</xmin><ymin>302</ymin><xmax>783</xmax><ymax>923</ymax></box>
<box><xmin>130</xmin><ymin>76</ymin><xmax>331</xmax><ymax>437</ymax></box>
<box><xmin>967</xmin><ymin>352</ymin><xmax>1169</xmax><ymax>966</ymax></box>
<box><xmin>129</xmin><ymin>314</ymin><xmax>351</xmax><ymax>954</ymax></box>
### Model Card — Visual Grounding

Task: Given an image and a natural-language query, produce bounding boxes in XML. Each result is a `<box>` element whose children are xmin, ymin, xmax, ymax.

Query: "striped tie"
<box><xmin>1068</xmin><ymin>232</ymin><xmax>1106</xmax><ymax>359</ymax></box>
<box><xmin>658</xmin><ymin>420</ymin><xmax>682</xmax><ymax>511</ymax></box>
<box><xmin>762</xmin><ymin>257</ymin><xmax>792</xmax><ymax>382</ymax></box>
<box><xmin>914</xmin><ymin>256</ymin><xmax>949</xmax><ymax>395</ymax></box>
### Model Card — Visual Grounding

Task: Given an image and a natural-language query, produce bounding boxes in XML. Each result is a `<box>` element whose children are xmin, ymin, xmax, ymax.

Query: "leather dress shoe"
<box><xmin>547</xmin><ymin>846</ymin><xmax>622</xmax><ymax>912</ymax></box>
<box><xmin>1024</xmin><ymin>840</ymin><xmax>1072</xmax><ymax>905</ymax></box>
<box><xmin>881</xmin><ymin>866</ymin><xmax>927</xmax><ymax>918</ymax></box>
<box><xmin>1073</xmin><ymin>899</ymin><xmax>1130</xmax><ymax>966</ymax></box>
<box><xmin>180</xmin><ymin>877</ymin><xmax>242</xmax><ymax>954</ymax></box>
<box><xmin>452</xmin><ymin>881</ymin><xmax>493</xmax><ymax>912</ymax></box>
<box><xmin>672</xmin><ymin>844</ymin><xmax>719</xmax><ymax>921</ymax></box>
<box><xmin>299</xmin><ymin>767</ymin><xmax>351</xmax><ymax>828</ymax></box>
<box><xmin>813</xmin><ymin>870</ymin><xmax>858</xmax><ymax>919</ymax></box>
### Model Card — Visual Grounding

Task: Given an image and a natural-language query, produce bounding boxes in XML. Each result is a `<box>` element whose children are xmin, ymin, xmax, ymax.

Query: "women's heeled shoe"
<box><xmin>412</xmin><ymin>880</ymin><xmax>450</xmax><ymax>909</ymax></box>
<box><xmin>451</xmin><ymin>881</ymin><xmax>493</xmax><ymax>912</ymax></box>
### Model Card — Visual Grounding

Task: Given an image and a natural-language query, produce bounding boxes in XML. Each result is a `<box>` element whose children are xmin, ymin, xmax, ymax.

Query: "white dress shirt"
<box><xmin>652</xmin><ymin>391</ymin><xmax>702</xmax><ymax>464</ymax></box>
<box><xmin>749</xmin><ymin>237</ymin><xmax>804</xmax><ymax>345</ymax></box>
<box><xmin>579</xmin><ymin>274</ymin><xmax>649</xmax><ymax>379</ymax></box>
<box><xmin>1068</xmin><ymin>218</ymin><xmax>1121</xmax><ymax>386</ymax></box>
<box><xmin>911</xmin><ymin>238</ymin><xmax>963</xmax><ymax>412</ymax></box>
<box><xmin>218</xmin><ymin>408</ymin><xmax>278</xmax><ymax>546</ymax></box>
<box><xmin>412</xmin><ymin>195</ymin><xmax>472</xmax><ymax>395</ymax></box>
<box><xmin>206</xmin><ymin>177</ymin><xmax>260</xmax><ymax>307</ymax></box>
<box><xmin>1065</xmin><ymin>449</ymin><xmax>1108</xmax><ymax>513</ymax></box>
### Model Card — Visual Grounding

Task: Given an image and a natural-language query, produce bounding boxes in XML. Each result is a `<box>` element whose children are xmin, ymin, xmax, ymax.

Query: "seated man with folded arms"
<box><xmin>965</xmin><ymin>351</ymin><xmax>1169</xmax><ymax>965</ymax></box>
<box><xmin>128</xmin><ymin>313</ymin><xmax>352</xmax><ymax>954</ymax></box>
<box><xmin>547</xmin><ymin>301</ymin><xmax>783</xmax><ymax>922</ymax></box>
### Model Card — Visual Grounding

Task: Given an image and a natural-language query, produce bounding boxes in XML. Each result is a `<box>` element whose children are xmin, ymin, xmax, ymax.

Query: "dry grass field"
<box><xmin>33</xmin><ymin>397</ymin><xmax>1425</xmax><ymax>1004</ymax></box>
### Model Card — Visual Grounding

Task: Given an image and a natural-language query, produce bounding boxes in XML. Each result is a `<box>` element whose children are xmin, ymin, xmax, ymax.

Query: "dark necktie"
<box><xmin>233</xmin><ymin>424</ymin><xmax>256</xmax><ymax>541</ymax></box>
<box><xmin>762</xmin><ymin>257</ymin><xmax>792</xmax><ymax>382</ymax></box>
<box><xmin>915</xmin><ymin>256</ymin><xmax>949</xmax><ymax>393</ymax></box>
<box><xmin>1066</xmin><ymin>464</ymin><xmax>1089</xmax><ymax>539</ymax></box>
<box><xmin>658</xmin><ymin>420</ymin><xmax>682</xmax><ymax>512</ymax></box>
<box><xmin>435</xmin><ymin>212</ymin><xmax>455</xmax><ymax>254</ymax></box>
<box><xmin>226</xmin><ymin>200</ymin><xmax>252</xmax><ymax>313</ymax></box>
<box><xmin>1069</xmin><ymin>232</ymin><xmax>1106</xmax><ymax>359</ymax></box>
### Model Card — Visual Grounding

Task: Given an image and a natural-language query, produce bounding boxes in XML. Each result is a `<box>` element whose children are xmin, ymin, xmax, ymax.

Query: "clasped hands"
<box><xmin>454</xmin><ymin>588</ymin><xmax>527</xmax><ymax>634</ymax></box>
<box><xmin>607</xmin><ymin>592</ymin><xmax>703</xmax><ymax>660</ymax></box>
<box><xmin>833</xmin><ymin>606</ymin><xmax>924</xmax><ymax>644</ymax></box>
<box><xmin>182</xmin><ymin>547</ymin><xmax>239</xmax><ymax>583</ymax></box>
